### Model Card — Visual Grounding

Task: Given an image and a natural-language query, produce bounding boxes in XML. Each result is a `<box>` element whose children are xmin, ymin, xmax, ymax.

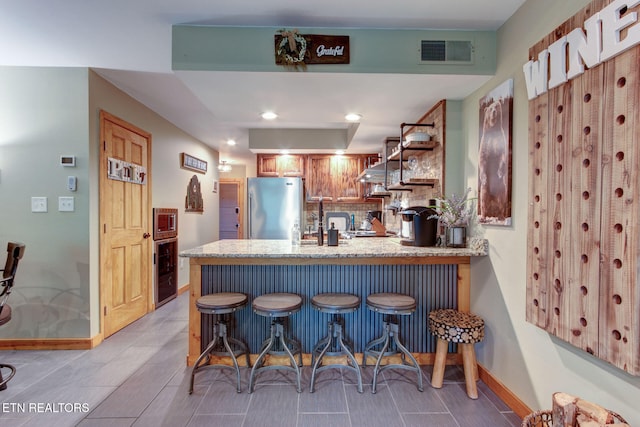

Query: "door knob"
<box><xmin>143</xmin><ymin>233</ymin><xmax>151</xmax><ymax>239</ymax></box>
<box><xmin>235</xmin><ymin>223</ymin><xmax>240</xmax><ymax>228</ymax></box>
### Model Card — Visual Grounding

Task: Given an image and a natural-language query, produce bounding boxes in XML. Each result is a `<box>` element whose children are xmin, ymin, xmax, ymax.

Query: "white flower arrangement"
<box><xmin>428</xmin><ymin>187</ymin><xmax>476</xmax><ymax>228</ymax></box>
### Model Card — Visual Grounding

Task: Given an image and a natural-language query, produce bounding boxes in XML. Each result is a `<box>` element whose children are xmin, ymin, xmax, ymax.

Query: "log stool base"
<box><xmin>429</xmin><ymin>309</ymin><xmax>485</xmax><ymax>399</ymax></box>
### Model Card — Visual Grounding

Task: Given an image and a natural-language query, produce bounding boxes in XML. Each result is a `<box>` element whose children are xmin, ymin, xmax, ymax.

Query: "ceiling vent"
<box><xmin>419</xmin><ymin>40</ymin><xmax>474</xmax><ymax>64</ymax></box>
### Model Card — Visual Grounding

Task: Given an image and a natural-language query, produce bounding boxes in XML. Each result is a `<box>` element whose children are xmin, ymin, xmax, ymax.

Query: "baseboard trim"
<box><xmin>0</xmin><ymin>336</ymin><xmax>103</xmax><ymax>350</ymax></box>
<box><xmin>478</xmin><ymin>363</ymin><xmax>531</xmax><ymax>419</ymax></box>
<box><xmin>0</xmin><ymin>288</ymin><xmax>192</xmax><ymax>352</ymax></box>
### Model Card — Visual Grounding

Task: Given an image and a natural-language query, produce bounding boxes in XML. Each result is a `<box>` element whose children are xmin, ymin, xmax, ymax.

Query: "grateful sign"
<box><xmin>274</xmin><ymin>33</ymin><xmax>350</xmax><ymax>67</ymax></box>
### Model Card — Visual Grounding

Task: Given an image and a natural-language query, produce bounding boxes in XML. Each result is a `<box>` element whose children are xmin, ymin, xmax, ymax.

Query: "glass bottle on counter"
<box><xmin>291</xmin><ymin>222</ymin><xmax>300</xmax><ymax>246</ymax></box>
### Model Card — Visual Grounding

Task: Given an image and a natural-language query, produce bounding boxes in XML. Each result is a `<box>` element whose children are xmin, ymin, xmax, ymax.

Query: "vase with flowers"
<box><xmin>428</xmin><ymin>188</ymin><xmax>475</xmax><ymax>248</ymax></box>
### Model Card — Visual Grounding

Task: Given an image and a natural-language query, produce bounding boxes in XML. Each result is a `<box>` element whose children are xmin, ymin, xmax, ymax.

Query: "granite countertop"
<box><xmin>179</xmin><ymin>237</ymin><xmax>488</xmax><ymax>259</ymax></box>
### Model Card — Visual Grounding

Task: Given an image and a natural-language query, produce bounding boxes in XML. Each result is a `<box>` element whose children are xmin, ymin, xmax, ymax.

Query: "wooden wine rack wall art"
<box><xmin>525</xmin><ymin>0</ymin><xmax>640</xmax><ymax>375</ymax></box>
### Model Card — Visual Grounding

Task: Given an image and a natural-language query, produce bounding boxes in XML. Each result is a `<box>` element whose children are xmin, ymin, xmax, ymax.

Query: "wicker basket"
<box><xmin>521</xmin><ymin>409</ymin><xmax>628</xmax><ymax>427</ymax></box>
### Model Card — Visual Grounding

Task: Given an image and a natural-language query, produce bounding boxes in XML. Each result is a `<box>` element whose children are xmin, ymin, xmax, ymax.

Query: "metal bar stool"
<box><xmin>310</xmin><ymin>293</ymin><xmax>363</xmax><ymax>393</ymax></box>
<box><xmin>249</xmin><ymin>292</ymin><xmax>303</xmax><ymax>393</ymax></box>
<box><xmin>428</xmin><ymin>308</ymin><xmax>485</xmax><ymax>399</ymax></box>
<box><xmin>189</xmin><ymin>292</ymin><xmax>250</xmax><ymax>394</ymax></box>
<box><xmin>363</xmin><ymin>292</ymin><xmax>423</xmax><ymax>393</ymax></box>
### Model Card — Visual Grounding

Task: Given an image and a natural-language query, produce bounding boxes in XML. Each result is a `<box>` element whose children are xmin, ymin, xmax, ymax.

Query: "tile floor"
<box><xmin>0</xmin><ymin>291</ymin><xmax>522</xmax><ymax>427</ymax></box>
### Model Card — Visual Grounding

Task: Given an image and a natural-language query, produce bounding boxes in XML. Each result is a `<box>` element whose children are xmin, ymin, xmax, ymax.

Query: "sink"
<box><xmin>298</xmin><ymin>239</ymin><xmax>349</xmax><ymax>246</ymax></box>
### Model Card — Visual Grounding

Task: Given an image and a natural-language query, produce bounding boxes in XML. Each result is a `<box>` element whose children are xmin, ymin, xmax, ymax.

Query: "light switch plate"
<box><xmin>58</xmin><ymin>196</ymin><xmax>74</xmax><ymax>212</ymax></box>
<box><xmin>31</xmin><ymin>196</ymin><xmax>48</xmax><ymax>213</ymax></box>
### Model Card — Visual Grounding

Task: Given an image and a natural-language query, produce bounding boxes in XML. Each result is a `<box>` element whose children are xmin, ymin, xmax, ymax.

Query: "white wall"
<box><xmin>89</xmin><ymin>71</ymin><xmax>220</xmax><ymax>336</ymax></box>
<box><xmin>0</xmin><ymin>66</ymin><xmax>219</xmax><ymax>340</ymax></box>
<box><xmin>0</xmin><ymin>67</ymin><xmax>91</xmax><ymax>338</ymax></box>
<box><xmin>465</xmin><ymin>0</ymin><xmax>640</xmax><ymax>424</ymax></box>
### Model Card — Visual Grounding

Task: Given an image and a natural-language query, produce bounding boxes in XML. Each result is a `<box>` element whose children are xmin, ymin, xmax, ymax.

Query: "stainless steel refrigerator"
<box><xmin>247</xmin><ymin>177</ymin><xmax>304</xmax><ymax>239</ymax></box>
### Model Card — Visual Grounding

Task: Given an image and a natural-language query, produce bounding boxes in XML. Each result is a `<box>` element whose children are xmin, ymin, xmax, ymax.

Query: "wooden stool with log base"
<box><xmin>428</xmin><ymin>308</ymin><xmax>485</xmax><ymax>399</ymax></box>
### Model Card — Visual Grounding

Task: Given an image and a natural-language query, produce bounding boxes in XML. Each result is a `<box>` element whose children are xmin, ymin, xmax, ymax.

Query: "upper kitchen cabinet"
<box><xmin>333</xmin><ymin>155</ymin><xmax>364</xmax><ymax>202</ymax></box>
<box><xmin>306</xmin><ymin>155</ymin><xmax>365</xmax><ymax>202</ymax></box>
<box><xmin>257</xmin><ymin>154</ymin><xmax>305</xmax><ymax>177</ymax></box>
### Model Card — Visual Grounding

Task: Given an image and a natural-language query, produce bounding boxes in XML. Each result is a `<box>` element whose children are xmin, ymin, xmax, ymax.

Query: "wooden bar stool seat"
<box><xmin>249</xmin><ymin>293</ymin><xmax>303</xmax><ymax>393</ymax></box>
<box><xmin>189</xmin><ymin>292</ymin><xmax>250</xmax><ymax>394</ymax></box>
<box><xmin>309</xmin><ymin>293</ymin><xmax>363</xmax><ymax>393</ymax></box>
<box><xmin>428</xmin><ymin>308</ymin><xmax>485</xmax><ymax>399</ymax></box>
<box><xmin>363</xmin><ymin>292</ymin><xmax>423</xmax><ymax>393</ymax></box>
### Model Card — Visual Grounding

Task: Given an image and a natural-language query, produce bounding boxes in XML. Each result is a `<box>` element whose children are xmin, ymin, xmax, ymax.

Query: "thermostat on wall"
<box><xmin>60</xmin><ymin>155</ymin><xmax>76</xmax><ymax>167</ymax></box>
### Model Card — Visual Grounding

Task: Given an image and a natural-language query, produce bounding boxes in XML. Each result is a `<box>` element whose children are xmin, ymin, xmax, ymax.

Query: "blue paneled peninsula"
<box><xmin>180</xmin><ymin>238</ymin><xmax>488</xmax><ymax>366</ymax></box>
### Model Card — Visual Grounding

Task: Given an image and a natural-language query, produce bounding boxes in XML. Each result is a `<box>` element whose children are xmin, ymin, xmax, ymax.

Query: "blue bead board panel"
<box><xmin>200</xmin><ymin>264</ymin><xmax>458</xmax><ymax>355</ymax></box>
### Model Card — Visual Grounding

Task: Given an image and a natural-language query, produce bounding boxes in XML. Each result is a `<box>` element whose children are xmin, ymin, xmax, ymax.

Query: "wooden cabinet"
<box><xmin>257</xmin><ymin>154</ymin><xmax>305</xmax><ymax>177</ymax></box>
<box><xmin>306</xmin><ymin>155</ymin><xmax>333</xmax><ymax>200</ymax></box>
<box><xmin>306</xmin><ymin>155</ymin><xmax>364</xmax><ymax>202</ymax></box>
<box><xmin>333</xmin><ymin>155</ymin><xmax>363</xmax><ymax>202</ymax></box>
<box><xmin>257</xmin><ymin>153</ymin><xmax>369</xmax><ymax>202</ymax></box>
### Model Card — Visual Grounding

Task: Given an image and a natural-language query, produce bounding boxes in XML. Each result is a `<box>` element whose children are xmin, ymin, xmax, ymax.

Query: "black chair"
<box><xmin>0</xmin><ymin>242</ymin><xmax>26</xmax><ymax>391</ymax></box>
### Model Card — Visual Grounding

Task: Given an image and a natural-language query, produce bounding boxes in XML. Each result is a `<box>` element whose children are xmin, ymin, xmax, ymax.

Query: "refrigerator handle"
<box><xmin>248</xmin><ymin>192</ymin><xmax>253</xmax><ymax>239</ymax></box>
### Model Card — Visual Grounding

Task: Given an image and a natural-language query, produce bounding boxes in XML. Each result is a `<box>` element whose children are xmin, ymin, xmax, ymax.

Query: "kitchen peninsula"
<box><xmin>180</xmin><ymin>238</ymin><xmax>488</xmax><ymax>366</ymax></box>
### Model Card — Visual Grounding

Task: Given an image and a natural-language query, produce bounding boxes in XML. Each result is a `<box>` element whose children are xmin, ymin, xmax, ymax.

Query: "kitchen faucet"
<box><xmin>317</xmin><ymin>196</ymin><xmax>324</xmax><ymax>246</ymax></box>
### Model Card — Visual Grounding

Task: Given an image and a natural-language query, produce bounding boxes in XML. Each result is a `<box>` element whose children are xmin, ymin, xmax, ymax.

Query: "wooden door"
<box><xmin>99</xmin><ymin>111</ymin><xmax>152</xmax><ymax>338</ymax></box>
<box><xmin>219</xmin><ymin>180</ymin><xmax>243</xmax><ymax>239</ymax></box>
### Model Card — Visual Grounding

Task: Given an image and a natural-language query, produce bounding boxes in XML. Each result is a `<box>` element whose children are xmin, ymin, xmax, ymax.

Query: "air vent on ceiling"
<box><xmin>419</xmin><ymin>40</ymin><xmax>474</xmax><ymax>64</ymax></box>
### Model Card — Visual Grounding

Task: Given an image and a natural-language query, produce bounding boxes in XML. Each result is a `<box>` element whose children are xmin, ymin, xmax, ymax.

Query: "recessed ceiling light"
<box><xmin>261</xmin><ymin>111</ymin><xmax>278</xmax><ymax>120</ymax></box>
<box><xmin>335</xmin><ymin>150</ymin><xmax>345</xmax><ymax>155</ymax></box>
<box><xmin>345</xmin><ymin>113</ymin><xmax>362</xmax><ymax>122</ymax></box>
<box><xmin>280</xmin><ymin>149</ymin><xmax>290</xmax><ymax>155</ymax></box>
<box><xmin>227</xmin><ymin>139</ymin><xmax>236</xmax><ymax>146</ymax></box>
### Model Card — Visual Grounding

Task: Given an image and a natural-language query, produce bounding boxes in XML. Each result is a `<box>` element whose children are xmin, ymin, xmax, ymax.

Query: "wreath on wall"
<box><xmin>276</xmin><ymin>29</ymin><xmax>308</xmax><ymax>71</ymax></box>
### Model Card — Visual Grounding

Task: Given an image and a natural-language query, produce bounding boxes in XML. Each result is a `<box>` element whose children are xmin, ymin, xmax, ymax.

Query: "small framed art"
<box><xmin>180</xmin><ymin>153</ymin><xmax>207</xmax><ymax>174</ymax></box>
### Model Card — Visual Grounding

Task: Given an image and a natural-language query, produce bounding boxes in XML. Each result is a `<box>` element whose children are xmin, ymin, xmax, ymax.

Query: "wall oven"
<box><xmin>153</xmin><ymin>208</ymin><xmax>178</xmax><ymax>307</ymax></box>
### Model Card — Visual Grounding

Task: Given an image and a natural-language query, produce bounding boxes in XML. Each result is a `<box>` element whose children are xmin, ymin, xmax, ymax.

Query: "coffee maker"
<box><xmin>400</xmin><ymin>206</ymin><xmax>438</xmax><ymax>246</ymax></box>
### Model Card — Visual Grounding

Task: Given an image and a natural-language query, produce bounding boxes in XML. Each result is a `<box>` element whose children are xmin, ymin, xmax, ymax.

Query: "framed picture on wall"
<box><xmin>181</xmin><ymin>153</ymin><xmax>207</xmax><ymax>174</ymax></box>
<box><xmin>477</xmin><ymin>79</ymin><xmax>513</xmax><ymax>226</ymax></box>
<box><xmin>185</xmin><ymin>175</ymin><xmax>204</xmax><ymax>213</ymax></box>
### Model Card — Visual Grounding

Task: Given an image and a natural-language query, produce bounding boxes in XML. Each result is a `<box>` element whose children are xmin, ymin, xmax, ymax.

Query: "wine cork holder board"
<box><xmin>526</xmin><ymin>0</ymin><xmax>639</xmax><ymax>375</ymax></box>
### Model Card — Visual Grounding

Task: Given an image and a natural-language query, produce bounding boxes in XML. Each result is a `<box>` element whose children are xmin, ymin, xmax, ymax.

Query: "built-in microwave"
<box><xmin>153</xmin><ymin>208</ymin><xmax>178</xmax><ymax>240</ymax></box>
